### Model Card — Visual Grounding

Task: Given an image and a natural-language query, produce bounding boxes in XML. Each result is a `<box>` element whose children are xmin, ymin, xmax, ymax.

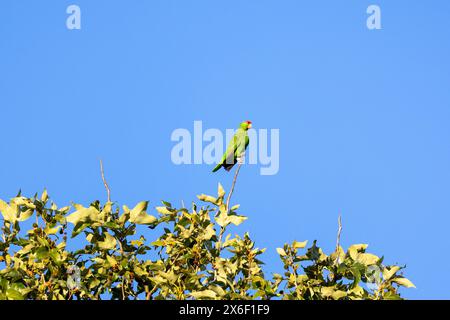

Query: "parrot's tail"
<box><xmin>212</xmin><ymin>163</ymin><xmax>222</xmax><ymax>172</ymax></box>
<box><xmin>223</xmin><ymin>163</ymin><xmax>235</xmax><ymax>172</ymax></box>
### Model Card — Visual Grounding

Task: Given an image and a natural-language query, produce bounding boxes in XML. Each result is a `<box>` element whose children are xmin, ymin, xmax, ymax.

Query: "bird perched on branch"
<box><xmin>212</xmin><ymin>120</ymin><xmax>252</xmax><ymax>172</ymax></box>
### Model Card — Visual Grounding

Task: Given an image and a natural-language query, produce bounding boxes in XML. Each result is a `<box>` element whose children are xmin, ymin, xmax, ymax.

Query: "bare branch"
<box><xmin>335</xmin><ymin>214</ymin><xmax>343</xmax><ymax>263</ymax></box>
<box><xmin>225</xmin><ymin>162</ymin><xmax>243</xmax><ymax>213</ymax></box>
<box><xmin>214</xmin><ymin>162</ymin><xmax>244</xmax><ymax>282</ymax></box>
<box><xmin>217</xmin><ymin>162</ymin><xmax>243</xmax><ymax>252</ymax></box>
<box><xmin>99</xmin><ymin>159</ymin><xmax>111</xmax><ymax>203</ymax></box>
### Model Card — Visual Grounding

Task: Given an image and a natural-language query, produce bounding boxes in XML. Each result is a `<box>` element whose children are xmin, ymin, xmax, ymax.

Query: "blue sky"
<box><xmin>1</xmin><ymin>1</ymin><xmax>450</xmax><ymax>299</ymax></box>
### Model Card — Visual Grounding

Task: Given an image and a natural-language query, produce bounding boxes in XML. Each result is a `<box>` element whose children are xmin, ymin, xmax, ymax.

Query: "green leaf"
<box><xmin>86</xmin><ymin>233</ymin><xmax>94</xmax><ymax>243</ymax></box>
<box><xmin>197</xmin><ymin>194</ymin><xmax>218</xmax><ymax>205</ymax></box>
<box><xmin>49</xmin><ymin>249</ymin><xmax>63</xmax><ymax>264</ymax></box>
<box><xmin>190</xmin><ymin>289</ymin><xmax>217</xmax><ymax>300</ymax></box>
<box><xmin>217</xmin><ymin>183</ymin><xmax>225</xmax><ymax>199</ymax></box>
<box><xmin>209</xmin><ymin>285</ymin><xmax>226</xmax><ymax>297</ymax></box>
<box><xmin>98</xmin><ymin>233</ymin><xmax>117</xmax><ymax>250</ymax></box>
<box><xmin>151</xmin><ymin>240</ymin><xmax>165</xmax><ymax>247</ymax></box>
<box><xmin>330</xmin><ymin>246</ymin><xmax>345</xmax><ymax>264</ymax></box>
<box><xmin>6</xmin><ymin>288</ymin><xmax>24</xmax><ymax>300</ymax></box>
<box><xmin>215</xmin><ymin>212</ymin><xmax>229</xmax><ymax>227</ymax></box>
<box><xmin>35</xmin><ymin>247</ymin><xmax>49</xmax><ymax>260</ymax></box>
<box><xmin>66</xmin><ymin>206</ymin><xmax>99</xmax><ymax>225</ymax></box>
<box><xmin>320</xmin><ymin>286</ymin><xmax>335</xmax><ymax>297</ymax></box>
<box><xmin>130</xmin><ymin>201</ymin><xmax>157</xmax><ymax>225</ymax></box>
<box><xmin>355</xmin><ymin>253</ymin><xmax>379</xmax><ymax>266</ymax></box>
<box><xmin>383</xmin><ymin>266</ymin><xmax>401</xmax><ymax>281</ymax></box>
<box><xmin>17</xmin><ymin>244</ymin><xmax>33</xmax><ymax>256</ymax></box>
<box><xmin>89</xmin><ymin>278</ymin><xmax>101</xmax><ymax>290</ymax></box>
<box><xmin>230</xmin><ymin>204</ymin><xmax>240</xmax><ymax>211</ymax></box>
<box><xmin>44</xmin><ymin>225</ymin><xmax>62</xmax><ymax>235</ymax></box>
<box><xmin>118</xmin><ymin>211</ymin><xmax>130</xmax><ymax>224</ymax></box>
<box><xmin>348</xmin><ymin>244</ymin><xmax>368</xmax><ymax>260</ymax></box>
<box><xmin>40</xmin><ymin>189</ymin><xmax>48</xmax><ymax>202</ymax></box>
<box><xmin>350</xmin><ymin>265</ymin><xmax>362</xmax><ymax>288</ymax></box>
<box><xmin>161</xmin><ymin>200</ymin><xmax>172</xmax><ymax>207</ymax></box>
<box><xmin>130</xmin><ymin>201</ymin><xmax>147</xmax><ymax>216</ymax></box>
<box><xmin>383</xmin><ymin>291</ymin><xmax>402</xmax><ymax>300</ymax></box>
<box><xmin>331</xmin><ymin>290</ymin><xmax>347</xmax><ymax>300</ymax></box>
<box><xmin>348</xmin><ymin>285</ymin><xmax>364</xmax><ymax>298</ymax></box>
<box><xmin>131</xmin><ymin>239</ymin><xmax>144</xmax><ymax>246</ymax></box>
<box><xmin>202</xmin><ymin>224</ymin><xmax>216</xmax><ymax>240</ymax></box>
<box><xmin>106</xmin><ymin>255</ymin><xmax>118</xmax><ymax>267</ymax></box>
<box><xmin>228</xmin><ymin>214</ymin><xmax>247</xmax><ymax>226</ymax></box>
<box><xmin>293</xmin><ymin>240</ymin><xmax>308</xmax><ymax>249</ymax></box>
<box><xmin>18</xmin><ymin>209</ymin><xmax>34</xmax><ymax>222</ymax></box>
<box><xmin>156</xmin><ymin>206</ymin><xmax>172</xmax><ymax>215</ymax></box>
<box><xmin>71</xmin><ymin>222</ymin><xmax>90</xmax><ymax>238</ymax></box>
<box><xmin>391</xmin><ymin>277</ymin><xmax>416</xmax><ymax>288</ymax></box>
<box><xmin>276</xmin><ymin>248</ymin><xmax>287</xmax><ymax>256</ymax></box>
<box><xmin>0</xmin><ymin>200</ymin><xmax>16</xmax><ymax>222</ymax></box>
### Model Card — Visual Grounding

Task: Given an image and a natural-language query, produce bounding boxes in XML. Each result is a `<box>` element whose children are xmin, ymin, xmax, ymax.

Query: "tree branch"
<box><xmin>218</xmin><ymin>162</ymin><xmax>243</xmax><ymax>245</ymax></box>
<box><xmin>335</xmin><ymin>214</ymin><xmax>343</xmax><ymax>263</ymax></box>
<box><xmin>216</xmin><ymin>161</ymin><xmax>243</xmax><ymax>275</ymax></box>
<box><xmin>225</xmin><ymin>162</ymin><xmax>243</xmax><ymax>213</ymax></box>
<box><xmin>99</xmin><ymin>159</ymin><xmax>111</xmax><ymax>203</ymax></box>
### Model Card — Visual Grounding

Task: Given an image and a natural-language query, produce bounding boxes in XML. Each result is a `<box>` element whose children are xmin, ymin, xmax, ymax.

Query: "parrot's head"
<box><xmin>240</xmin><ymin>120</ymin><xmax>252</xmax><ymax>131</ymax></box>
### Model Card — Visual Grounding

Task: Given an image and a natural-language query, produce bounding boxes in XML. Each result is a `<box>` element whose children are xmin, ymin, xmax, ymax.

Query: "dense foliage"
<box><xmin>0</xmin><ymin>185</ymin><xmax>414</xmax><ymax>300</ymax></box>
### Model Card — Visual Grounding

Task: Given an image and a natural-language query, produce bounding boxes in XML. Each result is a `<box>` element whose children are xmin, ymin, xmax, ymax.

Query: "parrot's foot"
<box><xmin>237</xmin><ymin>156</ymin><xmax>245</xmax><ymax>164</ymax></box>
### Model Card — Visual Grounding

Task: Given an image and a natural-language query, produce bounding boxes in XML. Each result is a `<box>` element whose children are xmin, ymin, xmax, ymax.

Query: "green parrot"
<box><xmin>212</xmin><ymin>120</ymin><xmax>252</xmax><ymax>172</ymax></box>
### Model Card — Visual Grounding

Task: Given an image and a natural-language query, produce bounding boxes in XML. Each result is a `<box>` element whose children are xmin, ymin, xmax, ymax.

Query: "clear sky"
<box><xmin>1</xmin><ymin>1</ymin><xmax>450</xmax><ymax>299</ymax></box>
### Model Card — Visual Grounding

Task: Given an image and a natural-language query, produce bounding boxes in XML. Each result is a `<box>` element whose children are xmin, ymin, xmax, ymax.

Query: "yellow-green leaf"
<box><xmin>44</xmin><ymin>225</ymin><xmax>62</xmax><ymax>235</ymax></box>
<box><xmin>41</xmin><ymin>189</ymin><xmax>48</xmax><ymax>202</ymax></box>
<box><xmin>131</xmin><ymin>239</ymin><xmax>144</xmax><ymax>246</ymax></box>
<box><xmin>98</xmin><ymin>233</ymin><xmax>117</xmax><ymax>250</ymax></box>
<box><xmin>190</xmin><ymin>289</ymin><xmax>217</xmax><ymax>300</ymax></box>
<box><xmin>383</xmin><ymin>266</ymin><xmax>401</xmax><ymax>281</ymax></box>
<box><xmin>106</xmin><ymin>255</ymin><xmax>118</xmax><ymax>267</ymax></box>
<box><xmin>331</xmin><ymin>290</ymin><xmax>347</xmax><ymax>300</ymax></box>
<box><xmin>6</xmin><ymin>288</ymin><xmax>24</xmax><ymax>300</ymax></box>
<box><xmin>355</xmin><ymin>253</ymin><xmax>379</xmax><ymax>266</ymax></box>
<box><xmin>86</xmin><ymin>234</ymin><xmax>94</xmax><ymax>243</ymax></box>
<box><xmin>391</xmin><ymin>277</ymin><xmax>416</xmax><ymax>288</ymax></box>
<box><xmin>130</xmin><ymin>201</ymin><xmax>157</xmax><ymax>225</ymax></box>
<box><xmin>293</xmin><ymin>240</ymin><xmax>308</xmax><ymax>249</ymax></box>
<box><xmin>202</xmin><ymin>224</ymin><xmax>216</xmax><ymax>240</ymax></box>
<box><xmin>217</xmin><ymin>183</ymin><xmax>225</xmax><ymax>199</ymax></box>
<box><xmin>156</xmin><ymin>206</ymin><xmax>172</xmax><ymax>215</ymax></box>
<box><xmin>228</xmin><ymin>215</ymin><xmax>247</xmax><ymax>226</ymax></box>
<box><xmin>348</xmin><ymin>244</ymin><xmax>368</xmax><ymax>260</ymax></box>
<box><xmin>0</xmin><ymin>200</ymin><xmax>16</xmax><ymax>222</ymax></box>
<box><xmin>66</xmin><ymin>206</ymin><xmax>99</xmax><ymax>225</ymax></box>
<box><xmin>197</xmin><ymin>194</ymin><xmax>218</xmax><ymax>204</ymax></box>
<box><xmin>215</xmin><ymin>212</ymin><xmax>229</xmax><ymax>227</ymax></box>
<box><xmin>18</xmin><ymin>209</ymin><xmax>34</xmax><ymax>222</ymax></box>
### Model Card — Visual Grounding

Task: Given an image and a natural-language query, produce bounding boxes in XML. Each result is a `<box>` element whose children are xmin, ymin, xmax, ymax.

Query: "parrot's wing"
<box><xmin>212</xmin><ymin>128</ymin><xmax>249</xmax><ymax>172</ymax></box>
<box><xmin>234</xmin><ymin>130</ymin><xmax>249</xmax><ymax>158</ymax></box>
<box><xmin>221</xmin><ymin>133</ymin><xmax>239</xmax><ymax>171</ymax></box>
<box><xmin>224</xmin><ymin>134</ymin><xmax>239</xmax><ymax>165</ymax></box>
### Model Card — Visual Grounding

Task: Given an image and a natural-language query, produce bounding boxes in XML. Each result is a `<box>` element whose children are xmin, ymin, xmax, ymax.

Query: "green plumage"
<box><xmin>212</xmin><ymin>121</ymin><xmax>251</xmax><ymax>172</ymax></box>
